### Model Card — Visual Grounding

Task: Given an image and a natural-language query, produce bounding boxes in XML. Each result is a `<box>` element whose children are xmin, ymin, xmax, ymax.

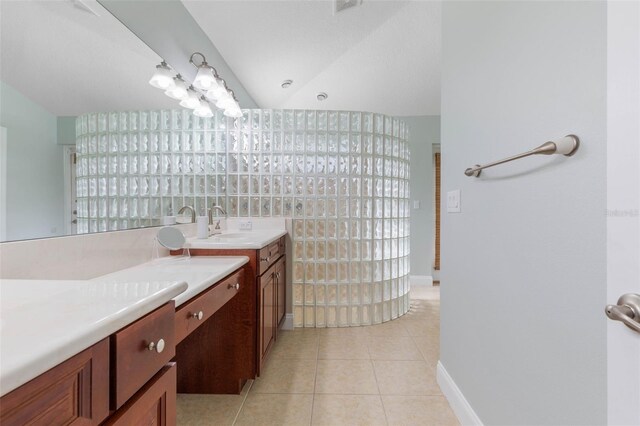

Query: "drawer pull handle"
<box><xmin>260</xmin><ymin>256</ymin><xmax>270</xmax><ymax>263</ymax></box>
<box><xmin>228</xmin><ymin>283</ymin><xmax>240</xmax><ymax>290</ymax></box>
<box><xmin>191</xmin><ymin>311</ymin><xmax>204</xmax><ymax>320</ymax></box>
<box><xmin>147</xmin><ymin>338</ymin><xmax>165</xmax><ymax>353</ymax></box>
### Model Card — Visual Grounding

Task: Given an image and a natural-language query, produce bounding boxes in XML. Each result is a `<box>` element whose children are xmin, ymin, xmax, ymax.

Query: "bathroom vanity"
<box><xmin>0</xmin><ymin>255</ymin><xmax>249</xmax><ymax>425</ymax></box>
<box><xmin>178</xmin><ymin>226</ymin><xmax>288</xmax><ymax>377</ymax></box>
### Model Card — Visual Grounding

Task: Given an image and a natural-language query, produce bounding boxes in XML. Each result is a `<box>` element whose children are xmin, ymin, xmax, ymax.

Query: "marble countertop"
<box><xmin>0</xmin><ymin>277</ymin><xmax>187</xmax><ymax>397</ymax></box>
<box><xmin>185</xmin><ymin>229</ymin><xmax>287</xmax><ymax>250</ymax></box>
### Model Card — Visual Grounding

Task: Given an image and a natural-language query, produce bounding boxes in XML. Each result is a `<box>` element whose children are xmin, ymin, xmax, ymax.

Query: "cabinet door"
<box><xmin>258</xmin><ymin>270</ymin><xmax>275</xmax><ymax>372</ymax></box>
<box><xmin>0</xmin><ymin>338</ymin><xmax>109</xmax><ymax>426</ymax></box>
<box><xmin>276</xmin><ymin>257</ymin><xmax>286</xmax><ymax>328</ymax></box>
<box><xmin>104</xmin><ymin>363</ymin><xmax>176</xmax><ymax>426</ymax></box>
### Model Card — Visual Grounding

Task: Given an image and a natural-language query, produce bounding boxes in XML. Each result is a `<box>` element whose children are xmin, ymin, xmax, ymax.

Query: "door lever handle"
<box><xmin>606</xmin><ymin>293</ymin><xmax>640</xmax><ymax>334</ymax></box>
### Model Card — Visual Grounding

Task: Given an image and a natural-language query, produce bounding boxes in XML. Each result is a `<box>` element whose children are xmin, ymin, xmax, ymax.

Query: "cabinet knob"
<box><xmin>228</xmin><ymin>283</ymin><xmax>240</xmax><ymax>290</ymax></box>
<box><xmin>147</xmin><ymin>338</ymin><xmax>165</xmax><ymax>353</ymax></box>
<box><xmin>191</xmin><ymin>311</ymin><xmax>204</xmax><ymax>320</ymax></box>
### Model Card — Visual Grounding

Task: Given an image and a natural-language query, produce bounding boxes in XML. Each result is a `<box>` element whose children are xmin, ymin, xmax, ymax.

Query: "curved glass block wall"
<box><xmin>76</xmin><ymin>109</ymin><xmax>410</xmax><ymax>326</ymax></box>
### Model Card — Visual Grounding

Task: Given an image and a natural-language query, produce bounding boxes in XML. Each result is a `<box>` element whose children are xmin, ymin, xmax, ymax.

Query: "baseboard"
<box><xmin>410</xmin><ymin>275</ymin><xmax>433</xmax><ymax>286</ymax></box>
<box><xmin>437</xmin><ymin>361</ymin><xmax>483</xmax><ymax>426</ymax></box>
<box><xmin>282</xmin><ymin>313</ymin><xmax>294</xmax><ymax>330</ymax></box>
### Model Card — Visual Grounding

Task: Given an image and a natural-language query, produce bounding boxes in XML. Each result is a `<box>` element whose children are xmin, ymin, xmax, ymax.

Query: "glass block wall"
<box><xmin>76</xmin><ymin>109</ymin><xmax>410</xmax><ymax>326</ymax></box>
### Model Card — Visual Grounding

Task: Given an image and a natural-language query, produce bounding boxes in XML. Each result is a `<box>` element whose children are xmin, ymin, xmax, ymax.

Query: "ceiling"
<box><xmin>0</xmin><ymin>0</ymin><xmax>176</xmax><ymax>116</ymax></box>
<box><xmin>182</xmin><ymin>0</ymin><xmax>441</xmax><ymax>117</ymax></box>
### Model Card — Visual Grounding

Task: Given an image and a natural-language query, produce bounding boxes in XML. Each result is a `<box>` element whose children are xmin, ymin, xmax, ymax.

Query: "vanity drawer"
<box><xmin>175</xmin><ymin>269</ymin><xmax>244</xmax><ymax>344</ymax></box>
<box><xmin>258</xmin><ymin>239</ymin><xmax>283</xmax><ymax>276</ymax></box>
<box><xmin>111</xmin><ymin>302</ymin><xmax>175</xmax><ymax>410</ymax></box>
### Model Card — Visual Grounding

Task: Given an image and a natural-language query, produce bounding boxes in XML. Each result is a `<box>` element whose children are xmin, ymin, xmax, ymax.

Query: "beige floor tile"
<box><xmin>235</xmin><ymin>393</ymin><xmax>313</xmax><ymax>426</ymax></box>
<box><xmin>318</xmin><ymin>335</ymin><xmax>370</xmax><ymax>360</ymax></box>
<box><xmin>401</xmin><ymin>319</ymin><xmax>440</xmax><ymax>338</ymax></box>
<box><xmin>176</xmin><ymin>393</ymin><xmax>244</xmax><ymax>426</ymax></box>
<box><xmin>368</xmin><ymin>336</ymin><xmax>423</xmax><ymax>361</ymax></box>
<box><xmin>373</xmin><ymin>360</ymin><xmax>441</xmax><ymax>396</ymax></box>
<box><xmin>251</xmin><ymin>357</ymin><xmax>317</xmax><ymax>394</ymax></box>
<box><xmin>317</xmin><ymin>326</ymin><xmax>371</xmax><ymax>338</ymax></box>
<box><xmin>365</xmin><ymin>320</ymin><xmax>410</xmax><ymax>337</ymax></box>
<box><xmin>412</xmin><ymin>336</ymin><xmax>440</xmax><ymax>367</ymax></box>
<box><xmin>270</xmin><ymin>330</ymin><xmax>319</xmax><ymax>359</ymax></box>
<box><xmin>409</xmin><ymin>286</ymin><xmax>441</xmax><ymax>301</ymax></box>
<box><xmin>315</xmin><ymin>359</ymin><xmax>379</xmax><ymax>394</ymax></box>
<box><xmin>382</xmin><ymin>395</ymin><xmax>459</xmax><ymax>426</ymax></box>
<box><xmin>312</xmin><ymin>394</ymin><xmax>387</xmax><ymax>426</ymax></box>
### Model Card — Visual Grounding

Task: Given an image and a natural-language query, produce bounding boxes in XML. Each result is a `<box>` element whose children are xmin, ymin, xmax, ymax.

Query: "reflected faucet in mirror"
<box><xmin>208</xmin><ymin>205</ymin><xmax>227</xmax><ymax>235</ymax></box>
<box><xmin>177</xmin><ymin>206</ymin><xmax>196</xmax><ymax>223</ymax></box>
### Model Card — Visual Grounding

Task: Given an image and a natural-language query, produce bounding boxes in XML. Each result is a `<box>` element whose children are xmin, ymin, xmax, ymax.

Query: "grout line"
<box><xmin>369</xmin><ymin>343</ymin><xmax>390</xmax><ymax>426</ymax></box>
<box><xmin>231</xmin><ymin>379</ymin><xmax>254</xmax><ymax>426</ymax></box>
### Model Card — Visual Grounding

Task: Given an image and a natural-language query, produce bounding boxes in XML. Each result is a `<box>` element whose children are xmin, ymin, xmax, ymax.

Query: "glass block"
<box><xmin>304</xmin><ymin>307</ymin><xmax>315</xmax><ymax>327</ymax></box>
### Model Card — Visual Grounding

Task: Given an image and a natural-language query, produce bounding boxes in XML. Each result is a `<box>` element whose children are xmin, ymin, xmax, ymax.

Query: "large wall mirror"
<box><xmin>0</xmin><ymin>0</ymin><xmax>176</xmax><ymax>242</ymax></box>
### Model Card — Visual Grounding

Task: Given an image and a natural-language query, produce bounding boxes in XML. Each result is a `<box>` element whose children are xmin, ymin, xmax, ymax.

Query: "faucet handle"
<box><xmin>215</xmin><ymin>220</ymin><xmax>221</xmax><ymax>230</ymax></box>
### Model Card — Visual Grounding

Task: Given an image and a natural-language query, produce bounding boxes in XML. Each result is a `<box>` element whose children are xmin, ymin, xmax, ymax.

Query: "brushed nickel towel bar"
<box><xmin>464</xmin><ymin>135</ymin><xmax>580</xmax><ymax>177</ymax></box>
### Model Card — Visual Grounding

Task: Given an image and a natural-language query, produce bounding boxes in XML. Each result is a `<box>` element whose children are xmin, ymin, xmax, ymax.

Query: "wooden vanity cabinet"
<box><xmin>0</xmin><ymin>338</ymin><xmax>110</xmax><ymax>426</ymax></box>
<box><xmin>183</xmin><ymin>235</ymin><xmax>287</xmax><ymax>378</ymax></box>
<box><xmin>0</xmin><ymin>303</ymin><xmax>177</xmax><ymax>426</ymax></box>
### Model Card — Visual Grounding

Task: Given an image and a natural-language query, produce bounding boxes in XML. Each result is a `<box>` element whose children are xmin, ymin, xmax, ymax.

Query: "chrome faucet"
<box><xmin>208</xmin><ymin>205</ymin><xmax>227</xmax><ymax>235</ymax></box>
<box><xmin>177</xmin><ymin>205</ymin><xmax>196</xmax><ymax>223</ymax></box>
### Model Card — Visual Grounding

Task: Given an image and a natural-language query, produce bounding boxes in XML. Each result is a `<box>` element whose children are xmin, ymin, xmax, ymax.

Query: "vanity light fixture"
<box><xmin>164</xmin><ymin>75</ymin><xmax>189</xmax><ymax>100</ymax></box>
<box><xmin>190</xmin><ymin>52</ymin><xmax>219</xmax><ymax>91</ymax></box>
<box><xmin>149</xmin><ymin>53</ymin><xmax>243</xmax><ymax>119</ymax></box>
<box><xmin>179</xmin><ymin>86</ymin><xmax>200</xmax><ymax>109</ymax></box>
<box><xmin>194</xmin><ymin>96</ymin><xmax>214</xmax><ymax>118</ymax></box>
<box><xmin>149</xmin><ymin>61</ymin><xmax>174</xmax><ymax>89</ymax></box>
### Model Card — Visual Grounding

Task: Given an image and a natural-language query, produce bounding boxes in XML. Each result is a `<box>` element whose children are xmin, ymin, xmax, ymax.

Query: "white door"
<box><xmin>606</xmin><ymin>2</ymin><xmax>640</xmax><ymax>424</ymax></box>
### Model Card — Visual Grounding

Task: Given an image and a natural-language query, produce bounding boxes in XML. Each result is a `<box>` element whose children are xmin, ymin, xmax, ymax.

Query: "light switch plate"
<box><xmin>447</xmin><ymin>189</ymin><xmax>461</xmax><ymax>213</ymax></box>
<box><xmin>239</xmin><ymin>220</ymin><xmax>252</xmax><ymax>230</ymax></box>
<box><xmin>413</xmin><ymin>200</ymin><xmax>421</xmax><ymax>210</ymax></box>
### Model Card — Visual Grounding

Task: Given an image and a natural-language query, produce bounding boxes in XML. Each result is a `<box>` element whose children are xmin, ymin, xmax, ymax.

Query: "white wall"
<box><xmin>402</xmin><ymin>115</ymin><xmax>440</xmax><ymax>279</ymax></box>
<box><xmin>440</xmin><ymin>2</ymin><xmax>607</xmax><ymax>425</ymax></box>
<box><xmin>0</xmin><ymin>81</ymin><xmax>65</xmax><ymax>241</ymax></box>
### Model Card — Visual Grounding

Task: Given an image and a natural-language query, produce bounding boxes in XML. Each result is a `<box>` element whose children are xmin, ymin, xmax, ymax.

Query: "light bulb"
<box><xmin>224</xmin><ymin>104</ymin><xmax>243</xmax><ymax>118</ymax></box>
<box><xmin>179</xmin><ymin>89</ymin><xmax>200</xmax><ymax>109</ymax></box>
<box><xmin>205</xmin><ymin>78</ymin><xmax>227</xmax><ymax>100</ymax></box>
<box><xmin>215</xmin><ymin>92</ymin><xmax>235</xmax><ymax>110</ymax></box>
<box><xmin>193</xmin><ymin>64</ymin><xmax>216</xmax><ymax>90</ymax></box>
<box><xmin>165</xmin><ymin>76</ymin><xmax>188</xmax><ymax>100</ymax></box>
<box><xmin>149</xmin><ymin>62</ymin><xmax>174</xmax><ymax>90</ymax></box>
<box><xmin>194</xmin><ymin>98</ymin><xmax>213</xmax><ymax>117</ymax></box>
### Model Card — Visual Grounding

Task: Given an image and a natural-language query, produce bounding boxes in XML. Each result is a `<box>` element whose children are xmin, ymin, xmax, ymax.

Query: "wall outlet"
<box><xmin>239</xmin><ymin>220</ymin><xmax>253</xmax><ymax>230</ymax></box>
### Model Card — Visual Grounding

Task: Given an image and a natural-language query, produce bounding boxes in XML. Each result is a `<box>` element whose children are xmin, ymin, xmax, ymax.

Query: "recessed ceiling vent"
<box><xmin>334</xmin><ymin>0</ymin><xmax>361</xmax><ymax>14</ymax></box>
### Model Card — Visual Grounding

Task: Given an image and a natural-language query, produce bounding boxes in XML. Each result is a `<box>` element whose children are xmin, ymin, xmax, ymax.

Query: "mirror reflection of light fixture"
<box><xmin>149</xmin><ymin>61</ymin><xmax>174</xmax><ymax>89</ymax></box>
<box><xmin>149</xmin><ymin>53</ymin><xmax>243</xmax><ymax>119</ymax></box>
<box><xmin>165</xmin><ymin>75</ymin><xmax>188</xmax><ymax>100</ymax></box>
<box><xmin>194</xmin><ymin>96</ymin><xmax>214</xmax><ymax>118</ymax></box>
<box><xmin>179</xmin><ymin>87</ymin><xmax>200</xmax><ymax>109</ymax></box>
<box><xmin>190</xmin><ymin>52</ymin><xmax>220</xmax><ymax>91</ymax></box>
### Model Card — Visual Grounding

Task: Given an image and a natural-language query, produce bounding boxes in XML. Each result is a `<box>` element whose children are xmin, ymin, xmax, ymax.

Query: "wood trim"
<box><xmin>434</xmin><ymin>152</ymin><xmax>441</xmax><ymax>271</ymax></box>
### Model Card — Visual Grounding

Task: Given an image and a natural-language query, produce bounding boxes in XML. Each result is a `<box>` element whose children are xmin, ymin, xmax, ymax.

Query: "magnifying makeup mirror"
<box><xmin>155</xmin><ymin>227</ymin><xmax>189</xmax><ymax>259</ymax></box>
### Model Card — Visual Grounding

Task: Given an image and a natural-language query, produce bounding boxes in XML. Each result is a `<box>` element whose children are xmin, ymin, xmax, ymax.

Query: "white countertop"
<box><xmin>94</xmin><ymin>256</ymin><xmax>249</xmax><ymax>307</ymax></box>
<box><xmin>0</xmin><ymin>277</ymin><xmax>187</xmax><ymax>397</ymax></box>
<box><xmin>185</xmin><ymin>229</ymin><xmax>287</xmax><ymax>250</ymax></box>
<box><xmin>0</xmin><ymin>255</ymin><xmax>249</xmax><ymax>397</ymax></box>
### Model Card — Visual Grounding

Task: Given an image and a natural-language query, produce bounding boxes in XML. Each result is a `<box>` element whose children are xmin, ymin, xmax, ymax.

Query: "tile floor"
<box><xmin>177</xmin><ymin>285</ymin><xmax>458</xmax><ymax>425</ymax></box>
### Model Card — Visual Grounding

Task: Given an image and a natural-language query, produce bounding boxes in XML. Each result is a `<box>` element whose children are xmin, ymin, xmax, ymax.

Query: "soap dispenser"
<box><xmin>196</xmin><ymin>207</ymin><xmax>209</xmax><ymax>239</ymax></box>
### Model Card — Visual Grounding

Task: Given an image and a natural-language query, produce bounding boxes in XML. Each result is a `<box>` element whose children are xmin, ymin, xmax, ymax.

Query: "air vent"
<box><xmin>334</xmin><ymin>0</ymin><xmax>361</xmax><ymax>14</ymax></box>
